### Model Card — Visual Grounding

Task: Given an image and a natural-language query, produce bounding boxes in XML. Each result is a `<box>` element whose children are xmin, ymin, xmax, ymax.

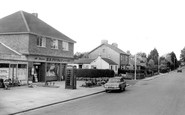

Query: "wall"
<box><xmin>28</xmin><ymin>34</ymin><xmax>74</xmax><ymax>58</ymax></box>
<box><xmin>0</xmin><ymin>34</ymin><xmax>29</xmax><ymax>54</ymax></box>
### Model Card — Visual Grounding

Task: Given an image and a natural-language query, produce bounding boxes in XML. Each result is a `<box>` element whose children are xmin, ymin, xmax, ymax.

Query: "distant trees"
<box><xmin>180</xmin><ymin>47</ymin><xmax>185</xmax><ymax>62</ymax></box>
<box><xmin>147</xmin><ymin>48</ymin><xmax>159</xmax><ymax>65</ymax></box>
<box><xmin>74</xmin><ymin>52</ymin><xmax>89</xmax><ymax>59</ymax></box>
<box><xmin>136</xmin><ymin>52</ymin><xmax>147</xmax><ymax>64</ymax></box>
<box><xmin>159</xmin><ymin>52</ymin><xmax>179</xmax><ymax>72</ymax></box>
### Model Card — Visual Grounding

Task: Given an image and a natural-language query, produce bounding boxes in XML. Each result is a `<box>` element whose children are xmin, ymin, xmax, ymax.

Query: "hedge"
<box><xmin>76</xmin><ymin>69</ymin><xmax>115</xmax><ymax>78</ymax></box>
<box><xmin>118</xmin><ymin>69</ymin><xmax>145</xmax><ymax>74</ymax></box>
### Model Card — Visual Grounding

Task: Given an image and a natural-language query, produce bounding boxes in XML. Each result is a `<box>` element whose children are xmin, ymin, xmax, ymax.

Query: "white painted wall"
<box><xmin>91</xmin><ymin>56</ymin><xmax>109</xmax><ymax>69</ymax></box>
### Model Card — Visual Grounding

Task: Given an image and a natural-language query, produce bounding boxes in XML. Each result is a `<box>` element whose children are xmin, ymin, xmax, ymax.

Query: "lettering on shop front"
<box><xmin>46</xmin><ymin>58</ymin><xmax>70</xmax><ymax>63</ymax></box>
<box><xmin>32</xmin><ymin>57</ymin><xmax>71</xmax><ymax>63</ymax></box>
<box><xmin>34</xmin><ymin>57</ymin><xmax>46</xmax><ymax>61</ymax></box>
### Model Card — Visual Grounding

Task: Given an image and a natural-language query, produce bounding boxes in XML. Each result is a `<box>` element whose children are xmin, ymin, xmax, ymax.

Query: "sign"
<box><xmin>29</xmin><ymin>56</ymin><xmax>71</xmax><ymax>63</ymax></box>
<box><xmin>46</xmin><ymin>58</ymin><xmax>71</xmax><ymax>63</ymax></box>
<box><xmin>0</xmin><ymin>68</ymin><xmax>9</xmax><ymax>80</ymax></box>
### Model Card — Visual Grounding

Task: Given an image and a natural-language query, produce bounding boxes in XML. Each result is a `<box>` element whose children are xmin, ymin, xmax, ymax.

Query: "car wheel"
<box><xmin>123</xmin><ymin>86</ymin><xmax>126</xmax><ymax>91</ymax></box>
<box><xmin>120</xmin><ymin>87</ymin><xmax>123</xmax><ymax>92</ymax></box>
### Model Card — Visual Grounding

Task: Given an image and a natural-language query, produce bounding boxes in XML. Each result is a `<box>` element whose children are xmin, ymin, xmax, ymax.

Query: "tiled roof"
<box><xmin>102</xmin><ymin>58</ymin><xmax>118</xmax><ymax>65</ymax></box>
<box><xmin>0</xmin><ymin>11</ymin><xmax>76</xmax><ymax>43</ymax></box>
<box><xmin>74</xmin><ymin>58</ymin><xmax>94</xmax><ymax>64</ymax></box>
<box><xmin>89</xmin><ymin>43</ymin><xmax>128</xmax><ymax>55</ymax></box>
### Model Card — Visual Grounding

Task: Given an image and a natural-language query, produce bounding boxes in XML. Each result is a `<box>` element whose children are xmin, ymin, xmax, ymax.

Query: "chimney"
<box><xmin>32</xmin><ymin>13</ymin><xmax>38</xmax><ymax>18</ymax></box>
<box><xmin>112</xmin><ymin>43</ymin><xmax>118</xmax><ymax>47</ymax></box>
<box><xmin>101</xmin><ymin>39</ymin><xmax>108</xmax><ymax>45</ymax></box>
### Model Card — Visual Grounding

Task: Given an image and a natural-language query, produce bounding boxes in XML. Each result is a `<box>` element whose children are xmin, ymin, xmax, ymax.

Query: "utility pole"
<box><xmin>174</xmin><ymin>58</ymin><xmax>175</xmax><ymax>70</ymax></box>
<box><xmin>158</xmin><ymin>56</ymin><xmax>159</xmax><ymax>73</ymax></box>
<box><xmin>134</xmin><ymin>54</ymin><xmax>137</xmax><ymax>80</ymax></box>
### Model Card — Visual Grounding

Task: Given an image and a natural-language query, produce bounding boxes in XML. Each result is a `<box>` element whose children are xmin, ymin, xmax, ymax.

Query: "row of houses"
<box><xmin>0</xmin><ymin>11</ymin><xmax>144</xmax><ymax>85</ymax></box>
<box><xmin>70</xmin><ymin>40</ymin><xmax>130</xmax><ymax>74</ymax></box>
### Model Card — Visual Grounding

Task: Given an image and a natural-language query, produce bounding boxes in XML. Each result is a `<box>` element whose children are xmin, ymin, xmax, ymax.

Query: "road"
<box><xmin>18</xmin><ymin>70</ymin><xmax>185</xmax><ymax>115</ymax></box>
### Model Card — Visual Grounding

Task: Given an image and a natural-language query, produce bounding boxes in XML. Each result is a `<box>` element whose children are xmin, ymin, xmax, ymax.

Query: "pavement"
<box><xmin>0</xmin><ymin>74</ymin><xmax>165</xmax><ymax>115</ymax></box>
<box><xmin>0</xmin><ymin>81</ymin><xmax>105</xmax><ymax>115</ymax></box>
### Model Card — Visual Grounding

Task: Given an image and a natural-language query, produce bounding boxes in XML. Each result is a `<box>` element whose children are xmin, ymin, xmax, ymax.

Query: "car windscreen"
<box><xmin>108</xmin><ymin>78</ymin><xmax>120</xmax><ymax>83</ymax></box>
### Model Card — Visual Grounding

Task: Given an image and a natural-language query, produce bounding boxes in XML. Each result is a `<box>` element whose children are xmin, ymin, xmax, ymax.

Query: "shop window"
<box><xmin>37</xmin><ymin>36</ymin><xmax>46</xmax><ymax>47</ymax></box>
<box><xmin>46</xmin><ymin>63</ymin><xmax>59</xmax><ymax>80</ymax></box>
<box><xmin>62</xmin><ymin>41</ymin><xmax>69</xmax><ymax>51</ymax></box>
<box><xmin>17</xmin><ymin>64</ymin><xmax>27</xmax><ymax>82</ymax></box>
<box><xmin>0</xmin><ymin>63</ymin><xmax>9</xmax><ymax>68</ymax></box>
<box><xmin>0</xmin><ymin>63</ymin><xmax>9</xmax><ymax>80</ymax></box>
<box><xmin>18</xmin><ymin>64</ymin><xmax>27</xmax><ymax>68</ymax></box>
<box><xmin>51</xmin><ymin>39</ymin><xmax>58</xmax><ymax>49</ymax></box>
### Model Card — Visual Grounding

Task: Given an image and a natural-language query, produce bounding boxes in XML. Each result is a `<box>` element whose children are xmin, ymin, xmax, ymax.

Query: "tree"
<box><xmin>136</xmin><ymin>52</ymin><xmax>147</xmax><ymax>65</ymax></box>
<box><xmin>147</xmin><ymin>48</ymin><xmax>159</xmax><ymax>65</ymax></box>
<box><xmin>169</xmin><ymin>52</ymin><xmax>178</xmax><ymax>70</ymax></box>
<box><xmin>180</xmin><ymin>47</ymin><xmax>185</xmax><ymax>62</ymax></box>
<box><xmin>74</xmin><ymin>52</ymin><xmax>89</xmax><ymax>59</ymax></box>
<box><xmin>148</xmin><ymin>59</ymin><xmax>155</xmax><ymax>69</ymax></box>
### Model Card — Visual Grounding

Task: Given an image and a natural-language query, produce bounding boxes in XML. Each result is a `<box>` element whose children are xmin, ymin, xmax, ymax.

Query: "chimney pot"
<box><xmin>101</xmin><ymin>40</ymin><xmax>108</xmax><ymax>45</ymax></box>
<box><xmin>112</xmin><ymin>43</ymin><xmax>118</xmax><ymax>47</ymax></box>
<box><xmin>32</xmin><ymin>13</ymin><xmax>38</xmax><ymax>17</ymax></box>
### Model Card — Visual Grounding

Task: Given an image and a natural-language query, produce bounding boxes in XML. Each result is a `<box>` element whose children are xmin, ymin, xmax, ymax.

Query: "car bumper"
<box><xmin>104</xmin><ymin>87</ymin><xmax>120</xmax><ymax>90</ymax></box>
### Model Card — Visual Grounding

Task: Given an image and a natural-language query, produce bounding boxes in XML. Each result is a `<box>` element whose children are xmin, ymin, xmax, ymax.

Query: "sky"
<box><xmin>0</xmin><ymin>0</ymin><xmax>185</xmax><ymax>59</ymax></box>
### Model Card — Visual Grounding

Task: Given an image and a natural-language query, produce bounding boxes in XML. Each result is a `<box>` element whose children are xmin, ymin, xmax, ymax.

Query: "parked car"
<box><xmin>104</xmin><ymin>77</ymin><xmax>126</xmax><ymax>92</ymax></box>
<box><xmin>177</xmin><ymin>68</ymin><xmax>182</xmax><ymax>72</ymax></box>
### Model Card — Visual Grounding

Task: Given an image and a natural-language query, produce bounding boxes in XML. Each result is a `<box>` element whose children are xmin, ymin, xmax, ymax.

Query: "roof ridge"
<box><xmin>106</xmin><ymin>44</ymin><xmax>127</xmax><ymax>54</ymax></box>
<box><xmin>20</xmin><ymin>11</ymin><xmax>30</xmax><ymax>32</ymax></box>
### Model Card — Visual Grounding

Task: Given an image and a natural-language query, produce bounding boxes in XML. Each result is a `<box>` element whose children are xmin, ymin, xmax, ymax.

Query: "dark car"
<box><xmin>104</xmin><ymin>77</ymin><xmax>126</xmax><ymax>92</ymax></box>
<box><xmin>177</xmin><ymin>68</ymin><xmax>182</xmax><ymax>72</ymax></box>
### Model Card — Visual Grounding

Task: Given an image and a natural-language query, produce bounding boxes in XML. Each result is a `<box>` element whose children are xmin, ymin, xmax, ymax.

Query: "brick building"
<box><xmin>0</xmin><ymin>11</ymin><xmax>76</xmax><ymax>84</ymax></box>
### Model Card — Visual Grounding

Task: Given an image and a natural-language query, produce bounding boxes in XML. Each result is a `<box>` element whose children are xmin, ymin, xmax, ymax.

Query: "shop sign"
<box><xmin>46</xmin><ymin>58</ymin><xmax>71</xmax><ymax>63</ymax></box>
<box><xmin>34</xmin><ymin>57</ymin><xmax>46</xmax><ymax>61</ymax></box>
<box><xmin>0</xmin><ymin>68</ymin><xmax>9</xmax><ymax>80</ymax></box>
<box><xmin>30</xmin><ymin>56</ymin><xmax>71</xmax><ymax>63</ymax></box>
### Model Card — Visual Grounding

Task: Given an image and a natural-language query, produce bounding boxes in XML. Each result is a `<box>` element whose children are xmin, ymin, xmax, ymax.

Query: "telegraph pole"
<box><xmin>134</xmin><ymin>54</ymin><xmax>137</xmax><ymax>80</ymax></box>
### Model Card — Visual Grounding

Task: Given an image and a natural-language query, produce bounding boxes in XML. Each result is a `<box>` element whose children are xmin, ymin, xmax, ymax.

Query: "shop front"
<box><xmin>0</xmin><ymin>61</ymin><xmax>28</xmax><ymax>85</ymax></box>
<box><xmin>28</xmin><ymin>56</ymin><xmax>72</xmax><ymax>83</ymax></box>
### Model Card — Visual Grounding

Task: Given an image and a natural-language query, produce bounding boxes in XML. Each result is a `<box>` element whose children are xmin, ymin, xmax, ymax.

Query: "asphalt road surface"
<box><xmin>18</xmin><ymin>70</ymin><xmax>185</xmax><ymax>115</ymax></box>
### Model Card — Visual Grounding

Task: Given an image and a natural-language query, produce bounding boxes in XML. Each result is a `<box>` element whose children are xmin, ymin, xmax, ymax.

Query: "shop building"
<box><xmin>0</xmin><ymin>11</ymin><xmax>76</xmax><ymax>84</ymax></box>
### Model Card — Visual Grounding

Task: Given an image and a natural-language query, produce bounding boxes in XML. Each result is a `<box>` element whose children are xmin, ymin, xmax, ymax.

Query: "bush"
<box><xmin>76</xmin><ymin>69</ymin><xmax>115</xmax><ymax>78</ymax></box>
<box><xmin>118</xmin><ymin>69</ymin><xmax>146</xmax><ymax>79</ymax></box>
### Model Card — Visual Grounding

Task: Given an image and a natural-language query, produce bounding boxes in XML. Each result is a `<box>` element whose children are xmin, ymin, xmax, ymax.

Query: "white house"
<box><xmin>91</xmin><ymin>56</ymin><xmax>118</xmax><ymax>73</ymax></box>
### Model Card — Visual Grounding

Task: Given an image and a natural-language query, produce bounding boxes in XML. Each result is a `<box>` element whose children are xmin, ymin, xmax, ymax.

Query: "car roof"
<box><xmin>109</xmin><ymin>77</ymin><xmax>123</xmax><ymax>79</ymax></box>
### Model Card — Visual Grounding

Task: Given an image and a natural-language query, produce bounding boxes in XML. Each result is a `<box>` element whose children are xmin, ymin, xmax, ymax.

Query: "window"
<box><xmin>37</xmin><ymin>36</ymin><xmax>46</xmax><ymax>47</ymax></box>
<box><xmin>115</xmin><ymin>65</ymin><xmax>117</xmax><ymax>71</ymax></box>
<box><xmin>62</xmin><ymin>41</ymin><xmax>69</xmax><ymax>51</ymax></box>
<box><xmin>51</xmin><ymin>39</ymin><xmax>58</xmax><ymax>49</ymax></box>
